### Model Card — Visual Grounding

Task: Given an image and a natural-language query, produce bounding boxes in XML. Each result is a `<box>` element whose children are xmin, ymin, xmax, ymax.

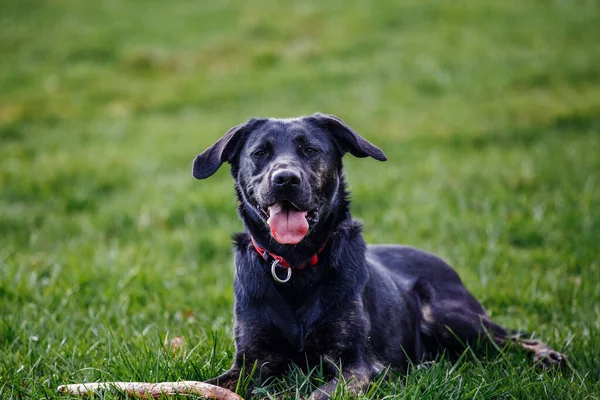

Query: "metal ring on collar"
<box><xmin>271</xmin><ymin>260</ymin><xmax>292</xmax><ymax>283</ymax></box>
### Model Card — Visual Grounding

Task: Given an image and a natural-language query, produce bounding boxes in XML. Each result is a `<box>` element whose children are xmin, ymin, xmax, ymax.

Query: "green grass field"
<box><xmin>1</xmin><ymin>0</ymin><xmax>600</xmax><ymax>398</ymax></box>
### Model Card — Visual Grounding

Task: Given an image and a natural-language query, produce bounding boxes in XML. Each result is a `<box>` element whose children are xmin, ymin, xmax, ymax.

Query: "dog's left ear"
<box><xmin>192</xmin><ymin>118</ymin><xmax>263</xmax><ymax>179</ymax></box>
<box><xmin>310</xmin><ymin>113</ymin><xmax>387</xmax><ymax>161</ymax></box>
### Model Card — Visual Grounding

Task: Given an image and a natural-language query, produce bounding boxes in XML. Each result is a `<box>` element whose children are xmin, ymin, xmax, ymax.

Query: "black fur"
<box><xmin>192</xmin><ymin>113</ymin><xmax>566</xmax><ymax>399</ymax></box>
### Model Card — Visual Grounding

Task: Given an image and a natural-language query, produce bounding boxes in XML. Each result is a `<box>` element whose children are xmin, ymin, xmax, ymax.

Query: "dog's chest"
<box><xmin>272</xmin><ymin>304</ymin><xmax>361</xmax><ymax>357</ymax></box>
<box><xmin>272</xmin><ymin>280</ymin><xmax>368</xmax><ymax>356</ymax></box>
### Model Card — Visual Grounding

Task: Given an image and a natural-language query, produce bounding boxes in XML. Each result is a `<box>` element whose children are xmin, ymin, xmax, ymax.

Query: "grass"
<box><xmin>1</xmin><ymin>0</ymin><xmax>599</xmax><ymax>398</ymax></box>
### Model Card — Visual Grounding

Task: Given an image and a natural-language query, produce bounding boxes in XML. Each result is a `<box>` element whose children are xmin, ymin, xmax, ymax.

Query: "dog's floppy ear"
<box><xmin>192</xmin><ymin>118</ymin><xmax>262</xmax><ymax>179</ymax></box>
<box><xmin>311</xmin><ymin>113</ymin><xmax>387</xmax><ymax>161</ymax></box>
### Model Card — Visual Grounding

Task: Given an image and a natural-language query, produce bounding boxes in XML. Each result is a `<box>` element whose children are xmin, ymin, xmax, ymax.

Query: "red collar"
<box><xmin>251</xmin><ymin>236</ymin><xmax>328</xmax><ymax>270</ymax></box>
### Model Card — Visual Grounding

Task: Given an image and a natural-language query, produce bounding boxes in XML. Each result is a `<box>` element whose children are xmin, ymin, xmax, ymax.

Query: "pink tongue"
<box><xmin>267</xmin><ymin>203</ymin><xmax>309</xmax><ymax>244</ymax></box>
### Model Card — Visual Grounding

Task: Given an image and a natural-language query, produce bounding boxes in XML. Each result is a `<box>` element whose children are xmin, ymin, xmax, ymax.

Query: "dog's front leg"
<box><xmin>308</xmin><ymin>351</ymin><xmax>373</xmax><ymax>400</ymax></box>
<box><xmin>206</xmin><ymin>354</ymin><xmax>290</xmax><ymax>398</ymax></box>
<box><xmin>308</xmin><ymin>365</ymin><xmax>372</xmax><ymax>400</ymax></box>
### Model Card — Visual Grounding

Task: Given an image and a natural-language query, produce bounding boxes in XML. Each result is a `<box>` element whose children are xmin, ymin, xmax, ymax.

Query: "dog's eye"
<box><xmin>253</xmin><ymin>149</ymin><xmax>268</xmax><ymax>158</ymax></box>
<box><xmin>304</xmin><ymin>147</ymin><xmax>319</xmax><ymax>155</ymax></box>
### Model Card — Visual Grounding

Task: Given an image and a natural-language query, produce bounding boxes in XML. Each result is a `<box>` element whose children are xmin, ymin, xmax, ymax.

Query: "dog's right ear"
<box><xmin>192</xmin><ymin>118</ymin><xmax>262</xmax><ymax>179</ymax></box>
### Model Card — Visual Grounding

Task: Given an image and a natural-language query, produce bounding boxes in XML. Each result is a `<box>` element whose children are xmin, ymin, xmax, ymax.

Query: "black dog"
<box><xmin>192</xmin><ymin>113</ymin><xmax>566</xmax><ymax>399</ymax></box>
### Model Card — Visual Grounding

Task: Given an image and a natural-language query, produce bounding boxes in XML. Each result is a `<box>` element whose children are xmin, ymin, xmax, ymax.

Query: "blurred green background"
<box><xmin>1</xmin><ymin>0</ymin><xmax>599</xmax><ymax>398</ymax></box>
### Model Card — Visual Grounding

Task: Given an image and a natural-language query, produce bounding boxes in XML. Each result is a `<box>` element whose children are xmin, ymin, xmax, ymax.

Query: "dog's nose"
<box><xmin>272</xmin><ymin>169</ymin><xmax>301</xmax><ymax>187</ymax></box>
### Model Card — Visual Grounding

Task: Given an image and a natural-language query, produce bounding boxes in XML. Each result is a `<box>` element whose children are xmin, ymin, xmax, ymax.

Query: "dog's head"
<box><xmin>192</xmin><ymin>113</ymin><xmax>386</xmax><ymax>245</ymax></box>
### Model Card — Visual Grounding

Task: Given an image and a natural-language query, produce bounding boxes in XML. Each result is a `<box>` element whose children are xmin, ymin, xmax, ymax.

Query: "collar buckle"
<box><xmin>250</xmin><ymin>235</ymin><xmax>329</xmax><ymax>284</ymax></box>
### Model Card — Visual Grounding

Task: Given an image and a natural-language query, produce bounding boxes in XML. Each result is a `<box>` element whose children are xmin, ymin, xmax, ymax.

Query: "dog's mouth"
<box><xmin>259</xmin><ymin>201</ymin><xmax>318</xmax><ymax>245</ymax></box>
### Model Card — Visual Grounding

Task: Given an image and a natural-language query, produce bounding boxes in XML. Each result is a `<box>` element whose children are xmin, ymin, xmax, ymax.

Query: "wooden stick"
<box><xmin>57</xmin><ymin>381</ymin><xmax>243</xmax><ymax>399</ymax></box>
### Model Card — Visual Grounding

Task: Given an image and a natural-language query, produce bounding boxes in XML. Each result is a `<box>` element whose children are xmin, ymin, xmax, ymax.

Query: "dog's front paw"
<box><xmin>308</xmin><ymin>388</ymin><xmax>332</xmax><ymax>400</ymax></box>
<box><xmin>205</xmin><ymin>370</ymin><xmax>241</xmax><ymax>392</ymax></box>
